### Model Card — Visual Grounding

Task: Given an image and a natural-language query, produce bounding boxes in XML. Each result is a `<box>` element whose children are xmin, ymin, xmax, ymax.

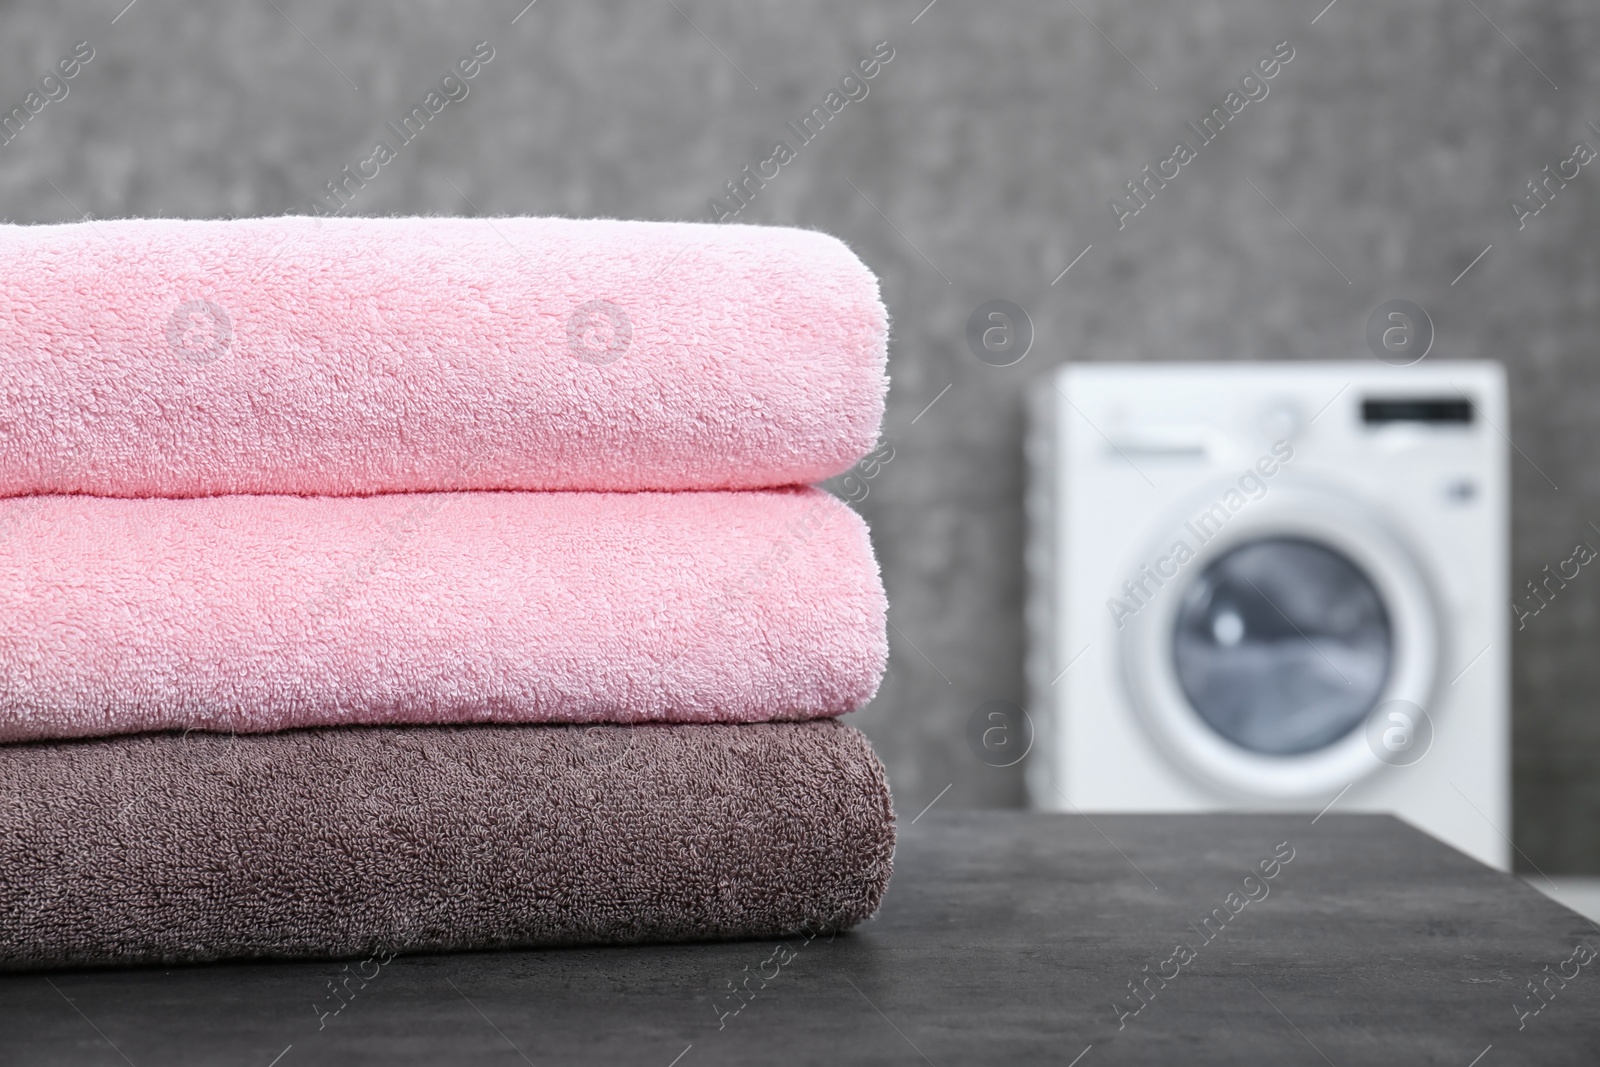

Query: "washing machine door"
<box><xmin>1119</xmin><ymin>484</ymin><xmax>1440</xmax><ymax>798</ymax></box>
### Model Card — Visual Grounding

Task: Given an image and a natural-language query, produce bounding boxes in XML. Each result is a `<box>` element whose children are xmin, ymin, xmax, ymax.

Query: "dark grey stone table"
<box><xmin>5</xmin><ymin>812</ymin><xmax>1598</xmax><ymax>1065</ymax></box>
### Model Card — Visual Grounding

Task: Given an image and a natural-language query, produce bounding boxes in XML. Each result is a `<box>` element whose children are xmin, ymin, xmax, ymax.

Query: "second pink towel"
<box><xmin>0</xmin><ymin>488</ymin><xmax>886</xmax><ymax>743</ymax></box>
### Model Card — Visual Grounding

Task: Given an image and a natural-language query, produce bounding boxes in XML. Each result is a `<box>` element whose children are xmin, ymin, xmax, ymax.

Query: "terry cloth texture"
<box><xmin>0</xmin><ymin>488</ymin><xmax>887</xmax><ymax>743</ymax></box>
<box><xmin>0</xmin><ymin>720</ymin><xmax>896</xmax><ymax>969</ymax></box>
<box><xmin>0</xmin><ymin>216</ymin><xmax>888</xmax><ymax>498</ymax></box>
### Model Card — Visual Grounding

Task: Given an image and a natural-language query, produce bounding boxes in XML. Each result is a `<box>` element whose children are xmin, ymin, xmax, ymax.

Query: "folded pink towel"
<box><xmin>0</xmin><ymin>488</ymin><xmax>886</xmax><ymax>742</ymax></box>
<box><xmin>0</xmin><ymin>216</ymin><xmax>886</xmax><ymax>498</ymax></box>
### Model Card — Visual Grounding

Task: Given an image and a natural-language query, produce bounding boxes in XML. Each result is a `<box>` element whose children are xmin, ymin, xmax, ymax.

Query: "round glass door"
<box><xmin>1171</xmin><ymin>537</ymin><xmax>1393</xmax><ymax>756</ymax></box>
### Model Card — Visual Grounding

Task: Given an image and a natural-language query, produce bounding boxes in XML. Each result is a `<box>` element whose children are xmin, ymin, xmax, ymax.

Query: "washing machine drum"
<box><xmin>1172</xmin><ymin>538</ymin><xmax>1392</xmax><ymax>756</ymax></box>
<box><xmin>1120</xmin><ymin>488</ymin><xmax>1438</xmax><ymax>798</ymax></box>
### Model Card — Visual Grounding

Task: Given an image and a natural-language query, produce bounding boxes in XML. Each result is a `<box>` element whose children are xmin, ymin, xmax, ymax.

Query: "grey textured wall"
<box><xmin>3</xmin><ymin>0</ymin><xmax>1597</xmax><ymax>870</ymax></box>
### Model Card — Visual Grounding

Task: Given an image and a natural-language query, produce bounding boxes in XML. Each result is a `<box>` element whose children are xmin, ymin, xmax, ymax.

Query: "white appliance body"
<box><xmin>1026</xmin><ymin>362</ymin><xmax>1510</xmax><ymax>870</ymax></box>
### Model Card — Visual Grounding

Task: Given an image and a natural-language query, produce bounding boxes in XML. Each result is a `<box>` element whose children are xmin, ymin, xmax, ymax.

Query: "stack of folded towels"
<box><xmin>0</xmin><ymin>217</ymin><xmax>894</xmax><ymax>969</ymax></box>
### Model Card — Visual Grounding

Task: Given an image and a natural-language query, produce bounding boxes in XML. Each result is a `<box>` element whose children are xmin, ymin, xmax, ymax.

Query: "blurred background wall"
<box><xmin>2</xmin><ymin>0</ymin><xmax>1595</xmax><ymax>870</ymax></box>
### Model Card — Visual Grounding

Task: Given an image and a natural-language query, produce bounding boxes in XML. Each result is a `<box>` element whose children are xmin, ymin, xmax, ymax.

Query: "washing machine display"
<box><xmin>1027</xmin><ymin>362</ymin><xmax>1510</xmax><ymax>869</ymax></box>
<box><xmin>1173</xmin><ymin>537</ymin><xmax>1392</xmax><ymax>756</ymax></box>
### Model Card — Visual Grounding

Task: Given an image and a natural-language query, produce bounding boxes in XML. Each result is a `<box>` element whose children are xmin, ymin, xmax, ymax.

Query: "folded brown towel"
<box><xmin>0</xmin><ymin>720</ymin><xmax>894</xmax><ymax>969</ymax></box>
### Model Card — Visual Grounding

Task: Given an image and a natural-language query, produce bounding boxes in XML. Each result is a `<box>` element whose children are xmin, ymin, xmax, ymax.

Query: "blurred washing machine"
<box><xmin>1025</xmin><ymin>362</ymin><xmax>1509</xmax><ymax>869</ymax></box>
